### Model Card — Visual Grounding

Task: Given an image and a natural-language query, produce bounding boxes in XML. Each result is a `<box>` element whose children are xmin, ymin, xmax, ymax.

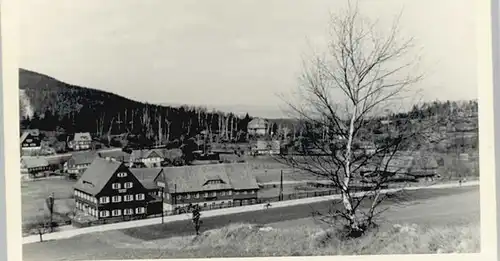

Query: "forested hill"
<box><xmin>19</xmin><ymin>68</ymin><xmax>254</xmax><ymax>146</ymax></box>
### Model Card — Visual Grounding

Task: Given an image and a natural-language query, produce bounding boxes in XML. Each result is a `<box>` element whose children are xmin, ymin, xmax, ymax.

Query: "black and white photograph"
<box><xmin>15</xmin><ymin>0</ymin><xmax>484</xmax><ymax>260</ymax></box>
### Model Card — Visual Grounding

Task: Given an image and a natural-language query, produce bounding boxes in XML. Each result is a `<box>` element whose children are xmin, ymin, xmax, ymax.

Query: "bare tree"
<box><xmin>278</xmin><ymin>1</ymin><xmax>431</xmax><ymax>237</ymax></box>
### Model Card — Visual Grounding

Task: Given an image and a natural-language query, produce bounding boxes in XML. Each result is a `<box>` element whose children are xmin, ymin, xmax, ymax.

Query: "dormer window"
<box><xmin>205</xmin><ymin>179</ymin><xmax>224</xmax><ymax>185</ymax></box>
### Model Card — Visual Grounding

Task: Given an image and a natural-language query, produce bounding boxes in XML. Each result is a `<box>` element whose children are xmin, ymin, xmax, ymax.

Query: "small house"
<box><xmin>20</xmin><ymin>157</ymin><xmax>50</xmax><ymax>176</ymax></box>
<box><xmin>68</xmin><ymin>132</ymin><xmax>92</xmax><ymax>151</ymax></box>
<box><xmin>20</xmin><ymin>129</ymin><xmax>42</xmax><ymax>154</ymax></box>
<box><xmin>73</xmin><ymin>158</ymin><xmax>162</xmax><ymax>223</ymax></box>
<box><xmin>129</xmin><ymin>149</ymin><xmax>164</xmax><ymax>168</ymax></box>
<box><xmin>64</xmin><ymin>151</ymin><xmax>99</xmax><ymax>177</ymax></box>
<box><xmin>247</xmin><ymin>118</ymin><xmax>268</xmax><ymax>136</ymax></box>
<box><xmin>98</xmin><ymin>150</ymin><xmax>131</xmax><ymax>163</ymax></box>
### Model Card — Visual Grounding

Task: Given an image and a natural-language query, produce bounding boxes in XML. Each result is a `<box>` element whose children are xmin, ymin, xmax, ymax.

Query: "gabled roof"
<box><xmin>130</xmin><ymin>149</ymin><xmax>164</xmax><ymax>162</ymax></box>
<box><xmin>130</xmin><ymin>168</ymin><xmax>163</xmax><ymax>190</ymax></box>
<box><xmin>248</xmin><ymin>118</ymin><xmax>268</xmax><ymax>129</ymax></box>
<box><xmin>98</xmin><ymin>150</ymin><xmax>131</xmax><ymax>162</ymax></box>
<box><xmin>21</xmin><ymin>157</ymin><xmax>49</xmax><ymax>169</ymax></box>
<box><xmin>69</xmin><ymin>151</ymin><xmax>99</xmax><ymax>166</ymax></box>
<box><xmin>20</xmin><ymin>129</ymin><xmax>40</xmax><ymax>144</ymax></box>
<box><xmin>225</xmin><ymin>164</ymin><xmax>259</xmax><ymax>190</ymax></box>
<box><xmin>73</xmin><ymin>158</ymin><xmax>123</xmax><ymax>195</ymax></box>
<box><xmin>156</xmin><ymin>163</ymin><xmax>259</xmax><ymax>193</ymax></box>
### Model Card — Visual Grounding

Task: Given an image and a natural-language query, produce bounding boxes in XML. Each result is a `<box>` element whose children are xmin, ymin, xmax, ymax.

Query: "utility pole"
<box><xmin>279</xmin><ymin>170</ymin><xmax>283</xmax><ymax>201</ymax></box>
<box><xmin>161</xmin><ymin>169</ymin><xmax>165</xmax><ymax>224</ymax></box>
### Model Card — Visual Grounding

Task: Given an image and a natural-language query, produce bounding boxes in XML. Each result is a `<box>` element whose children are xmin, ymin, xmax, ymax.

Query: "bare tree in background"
<box><xmin>278</xmin><ymin>1</ymin><xmax>434</xmax><ymax>237</ymax></box>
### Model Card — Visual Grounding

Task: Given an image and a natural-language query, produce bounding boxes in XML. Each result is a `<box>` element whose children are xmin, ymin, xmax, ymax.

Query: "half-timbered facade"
<box><xmin>73</xmin><ymin>158</ymin><xmax>161</xmax><ymax>222</ymax></box>
<box><xmin>68</xmin><ymin>132</ymin><xmax>92</xmax><ymax>151</ymax></box>
<box><xmin>129</xmin><ymin>149</ymin><xmax>164</xmax><ymax>168</ymax></box>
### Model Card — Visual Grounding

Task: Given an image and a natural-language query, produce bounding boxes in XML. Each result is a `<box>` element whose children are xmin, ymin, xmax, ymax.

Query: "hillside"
<box><xmin>19</xmin><ymin>68</ymin><xmax>253</xmax><ymax>146</ymax></box>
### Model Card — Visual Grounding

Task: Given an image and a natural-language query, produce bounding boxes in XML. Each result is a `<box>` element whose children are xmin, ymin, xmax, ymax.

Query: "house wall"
<box><xmin>94</xmin><ymin>166</ymin><xmax>151</xmax><ymax>219</ymax></box>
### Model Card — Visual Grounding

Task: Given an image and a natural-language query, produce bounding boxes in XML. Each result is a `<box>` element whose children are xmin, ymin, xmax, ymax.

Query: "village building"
<box><xmin>129</xmin><ymin>149</ymin><xmax>164</xmax><ymax>168</ymax></box>
<box><xmin>252</xmin><ymin>140</ymin><xmax>281</xmax><ymax>155</ymax></box>
<box><xmin>73</xmin><ymin>158</ymin><xmax>162</xmax><ymax>223</ymax></box>
<box><xmin>64</xmin><ymin>151</ymin><xmax>99</xmax><ymax>177</ymax></box>
<box><xmin>20</xmin><ymin>157</ymin><xmax>51</xmax><ymax>176</ymax></box>
<box><xmin>98</xmin><ymin>150</ymin><xmax>131</xmax><ymax>163</ymax></box>
<box><xmin>20</xmin><ymin>129</ymin><xmax>42</xmax><ymax>155</ymax></box>
<box><xmin>155</xmin><ymin>163</ymin><xmax>260</xmax><ymax>212</ymax></box>
<box><xmin>68</xmin><ymin>132</ymin><xmax>92</xmax><ymax>151</ymax></box>
<box><xmin>129</xmin><ymin>168</ymin><xmax>164</xmax><ymax>197</ymax></box>
<box><xmin>247</xmin><ymin>118</ymin><xmax>268</xmax><ymax>136</ymax></box>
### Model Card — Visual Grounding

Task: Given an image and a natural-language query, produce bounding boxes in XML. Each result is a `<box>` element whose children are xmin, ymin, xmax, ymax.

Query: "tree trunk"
<box><xmin>342</xmin><ymin>105</ymin><xmax>360</xmax><ymax>232</ymax></box>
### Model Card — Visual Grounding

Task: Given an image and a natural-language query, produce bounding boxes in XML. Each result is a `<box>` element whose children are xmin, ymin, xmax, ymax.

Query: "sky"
<box><xmin>19</xmin><ymin>0</ymin><xmax>477</xmax><ymax>118</ymax></box>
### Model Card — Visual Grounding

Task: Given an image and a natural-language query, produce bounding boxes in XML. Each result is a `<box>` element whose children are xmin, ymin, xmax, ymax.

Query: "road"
<box><xmin>23</xmin><ymin>185</ymin><xmax>479</xmax><ymax>261</ymax></box>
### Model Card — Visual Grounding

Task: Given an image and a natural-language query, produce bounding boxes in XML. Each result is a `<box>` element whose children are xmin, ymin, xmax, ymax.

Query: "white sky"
<box><xmin>19</xmin><ymin>0</ymin><xmax>477</xmax><ymax>118</ymax></box>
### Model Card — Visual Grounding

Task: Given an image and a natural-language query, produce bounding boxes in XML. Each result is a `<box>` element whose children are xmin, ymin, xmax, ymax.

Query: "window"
<box><xmin>243</xmin><ymin>191</ymin><xmax>248</xmax><ymax>195</ymax></box>
<box><xmin>124</xmin><ymin>182</ymin><xmax>133</xmax><ymax>189</ymax></box>
<box><xmin>220</xmin><ymin>191</ymin><xmax>225</xmax><ymax>196</ymax></box>
<box><xmin>176</xmin><ymin>195</ymin><xmax>182</xmax><ymax>200</ymax></box>
<box><xmin>204</xmin><ymin>192</ymin><xmax>208</xmax><ymax>197</ymax></box>
<box><xmin>251</xmin><ymin>190</ymin><xmax>255</xmax><ymax>194</ymax></box>
<box><xmin>124</xmin><ymin>209</ymin><xmax>134</xmax><ymax>215</ymax></box>
<box><xmin>112</xmin><ymin>195</ymin><xmax>122</xmax><ymax>203</ymax></box>
<box><xmin>99</xmin><ymin>210</ymin><xmax>110</xmax><ymax>218</ymax></box>
<box><xmin>112</xmin><ymin>209</ymin><xmax>121</xmax><ymax>216</ymax></box>
<box><xmin>117</xmin><ymin>172</ymin><xmax>128</xmax><ymax>178</ymax></box>
<box><xmin>195</xmin><ymin>193</ymin><xmax>200</xmax><ymax>199</ymax></box>
<box><xmin>228</xmin><ymin>191</ymin><xmax>232</xmax><ymax>196</ymax></box>
<box><xmin>203</xmin><ymin>203</ymin><xmax>207</xmax><ymax>207</ymax></box>
<box><xmin>165</xmin><ymin>193</ymin><xmax>170</xmax><ymax>200</ymax></box>
<box><xmin>135</xmin><ymin>193</ymin><xmax>145</xmax><ymax>200</ymax></box>
<box><xmin>186</xmin><ymin>194</ymin><xmax>191</xmax><ymax>199</ymax></box>
<box><xmin>235</xmin><ymin>191</ymin><xmax>240</xmax><ymax>195</ymax></box>
<box><xmin>135</xmin><ymin>207</ymin><xmax>145</xmax><ymax>214</ymax></box>
<box><xmin>124</xmin><ymin>195</ymin><xmax>134</xmax><ymax>202</ymax></box>
<box><xmin>112</xmin><ymin>183</ymin><xmax>121</xmax><ymax>189</ymax></box>
<box><xmin>211</xmin><ymin>192</ymin><xmax>216</xmax><ymax>197</ymax></box>
<box><xmin>74</xmin><ymin>190</ymin><xmax>78</xmax><ymax>196</ymax></box>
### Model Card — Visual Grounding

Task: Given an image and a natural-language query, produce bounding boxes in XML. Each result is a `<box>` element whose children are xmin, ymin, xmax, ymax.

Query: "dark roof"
<box><xmin>130</xmin><ymin>168</ymin><xmax>163</xmax><ymax>190</ymax></box>
<box><xmin>157</xmin><ymin>163</ymin><xmax>259</xmax><ymax>193</ymax></box>
<box><xmin>69</xmin><ymin>151</ymin><xmax>99</xmax><ymax>165</ymax></box>
<box><xmin>73</xmin><ymin>158</ymin><xmax>123</xmax><ymax>195</ymax></box>
<box><xmin>21</xmin><ymin>157</ymin><xmax>49</xmax><ymax>169</ymax></box>
<box><xmin>20</xmin><ymin>129</ymin><xmax>40</xmax><ymax>144</ymax></box>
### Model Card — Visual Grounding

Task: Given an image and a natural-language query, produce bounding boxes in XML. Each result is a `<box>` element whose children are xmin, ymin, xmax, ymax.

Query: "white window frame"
<box><xmin>195</xmin><ymin>193</ymin><xmax>200</xmax><ymax>199</ymax></box>
<box><xmin>135</xmin><ymin>207</ymin><xmax>145</xmax><ymax>214</ymax></box>
<box><xmin>212</xmin><ymin>191</ymin><xmax>217</xmax><ymax>197</ymax></box>
<box><xmin>243</xmin><ymin>191</ymin><xmax>248</xmax><ymax>195</ymax></box>
<box><xmin>220</xmin><ymin>191</ymin><xmax>225</xmax><ymax>196</ymax></box>
<box><xmin>251</xmin><ymin>190</ymin><xmax>255</xmax><ymax>194</ymax></box>
<box><xmin>99</xmin><ymin>196</ymin><xmax>110</xmax><ymax>204</ymax></box>
<box><xmin>124</xmin><ymin>182</ymin><xmax>133</xmax><ymax>189</ymax></box>
<box><xmin>135</xmin><ymin>193</ymin><xmax>145</xmax><ymax>201</ymax></box>
<box><xmin>112</xmin><ymin>209</ymin><xmax>121</xmax><ymax>216</ymax></box>
<box><xmin>204</xmin><ymin>192</ymin><xmax>208</xmax><ymax>197</ymax></box>
<box><xmin>112</xmin><ymin>183</ymin><xmax>121</xmax><ymax>189</ymax></box>
<box><xmin>117</xmin><ymin>172</ymin><xmax>128</xmax><ymax>178</ymax></box>
<box><xmin>112</xmin><ymin>195</ymin><xmax>122</xmax><ymax>203</ymax></box>
<box><xmin>99</xmin><ymin>210</ymin><xmax>110</xmax><ymax>218</ymax></box>
<box><xmin>124</xmin><ymin>195</ymin><xmax>134</xmax><ymax>202</ymax></box>
<box><xmin>228</xmin><ymin>191</ymin><xmax>232</xmax><ymax>196</ymax></box>
<box><xmin>186</xmin><ymin>194</ymin><xmax>191</xmax><ymax>199</ymax></box>
<box><xmin>124</xmin><ymin>208</ymin><xmax>134</xmax><ymax>215</ymax></box>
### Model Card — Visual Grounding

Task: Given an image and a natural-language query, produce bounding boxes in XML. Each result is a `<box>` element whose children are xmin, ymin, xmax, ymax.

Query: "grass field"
<box><xmin>23</xmin><ymin>186</ymin><xmax>480</xmax><ymax>260</ymax></box>
<box><xmin>21</xmin><ymin>179</ymin><xmax>76</xmax><ymax>228</ymax></box>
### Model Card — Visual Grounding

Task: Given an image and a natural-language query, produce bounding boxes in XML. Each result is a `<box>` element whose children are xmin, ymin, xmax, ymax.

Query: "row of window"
<box><xmin>75</xmin><ymin>202</ymin><xmax>146</xmax><ymax>217</ymax></box>
<box><xmin>112</xmin><ymin>182</ymin><xmax>133</xmax><ymax>189</ymax></box>
<box><xmin>105</xmin><ymin>194</ymin><xmax>145</xmax><ymax>203</ymax></box>
<box><xmin>176</xmin><ymin>198</ymin><xmax>257</xmax><ymax>208</ymax></box>
<box><xmin>74</xmin><ymin>190</ymin><xmax>145</xmax><ymax>203</ymax></box>
<box><xmin>101</xmin><ymin>207</ymin><xmax>145</xmax><ymax>217</ymax></box>
<box><xmin>159</xmin><ymin>190</ymin><xmax>257</xmax><ymax>200</ymax></box>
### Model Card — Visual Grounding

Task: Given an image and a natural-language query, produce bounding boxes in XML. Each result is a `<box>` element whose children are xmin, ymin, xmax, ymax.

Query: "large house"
<box><xmin>64</xmin><ymin>151</ymin><xmax>99</xmax><ymax>177</ymax></box>
<box><xmin>68</xmin><ymin>132</ymin><xmax>92</xmax><ymax>151</ymax></box>
<box><xmin>98</xmin><ymin>150</ymin><xmax>131</xmax><ymax>163</ymax></box>
<box><xmin>155</xmin><ymin>163</ymin><xmax>260</xmax><ymax>212</ymax></box>
<box><xmin>129</xmin><ymin>149</ymin><xmax>164</xmax><ymax>168</ymax></box>
<box><xmin>247</xmin><ymin>118</ymin><xmax>268</xmax><ymax>136</ymax></box>
<box><xmin>20</xmin><ymin>129</ymin><xmax>42</xmax><ymax>155</ymax></box>
<box><xmin>73</xmin><ymin>158</ymin><xmax>162</xmax><ymax>222</ymax></box>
